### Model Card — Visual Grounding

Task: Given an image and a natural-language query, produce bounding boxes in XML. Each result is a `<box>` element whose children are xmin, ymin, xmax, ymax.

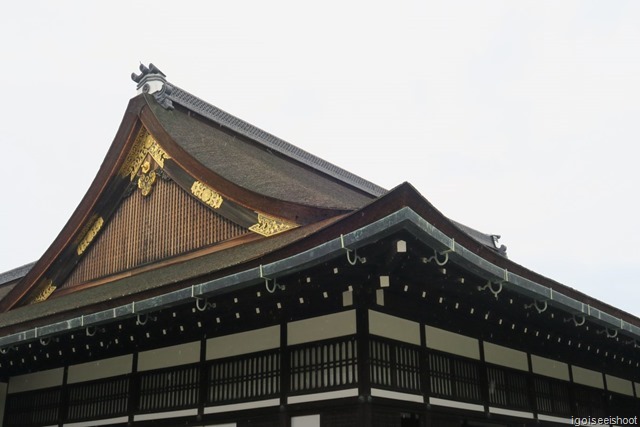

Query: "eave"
<box><xmin>2</xmin><ymin>182</ymin><xmax>639</xmax><ymax>348</ymax></box>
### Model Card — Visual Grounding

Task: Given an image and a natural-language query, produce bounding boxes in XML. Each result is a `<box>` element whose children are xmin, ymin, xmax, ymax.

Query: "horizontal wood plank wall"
<box><xmin>63</xmin><ymin>179</ymin><xmax>248</xmax><ymax>288</ymax></box>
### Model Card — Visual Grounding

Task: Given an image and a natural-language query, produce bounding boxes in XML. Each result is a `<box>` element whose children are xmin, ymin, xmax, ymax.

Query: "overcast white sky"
<box><xmin>1</xmin><ymin>1</ymin><xmax>639</xmax><ymax>316</ymax></box>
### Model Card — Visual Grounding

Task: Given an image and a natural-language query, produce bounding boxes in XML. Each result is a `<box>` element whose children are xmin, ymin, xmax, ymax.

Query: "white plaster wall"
<box><xmin>530</xmin><ymin>354</ymin><xmax>569</xmax><ymax>381</ymax></box>
<box><xmin>369</xmin><ymin>310</ymin><xmax>420</xmax><ymax>345</ymax></box>
<box><xmin>138</xmin><ymin>341</ymin><xmax>200</xmax><ymax>371</ymax></box>
<box><xmin>68</xmin><ymin>354</ymin><xmax>133</xmax><ymax>384</ymax></box>
<box><xmin>207</xmin><ymin>325</ymin><xmax>280</xmax><ymax>360</ymax></box>
<box><xmin>288</xmin><ymin>311</ymin><xmax>356</xmax><ymax>345</ymax></box>
<box><xmin>8</xmin><ymin>367</ymin><xmax>64</xmax><ymax>394</ymax></box>
<box><xmin>425</xmin><ymin>325</ymin><xmax>479</xmax><ymax>360</ymax></box>
<box><xmin>572</xmin><ymin>365</ymin><xmax>604</xmax><ymax>389</ymax></box>
<box><xmin>483</xmin><ymin>342</ymin><xmax>528</xmax><ymax>371</ymax></box>
<box><xmin>606</xmin><ymin>374</ymin><xmax>634</xmax><ymax>396</ymax></box>
<box><xmin>291</xmin><ymin>414</ymin><xmax>320</xmax><ymax>427</ymax></box>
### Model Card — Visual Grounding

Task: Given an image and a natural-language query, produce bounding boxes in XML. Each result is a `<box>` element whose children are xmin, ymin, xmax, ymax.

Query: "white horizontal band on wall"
<box><xmin>428</xmin><ymin>397</ymin><xmax>484</xmax><ymax>412</ymax></box>
<box><xmin>288</xmin><ymin>311</ymin><xmax>356</xmax><ymax>345</ymax></box>
<box><xmin>133</xmin><ymin>408</ymin><xmax>198</xmax><ymax>421</ymax></box>
<box><xmin>207</xmin><ymin>325</ymin><xmax>279</xmax><ymax>360</ymax></box>
<box><xmin>8</xmin><ymin>367</ymin><xmax>64</xmax><ymax>394</ymax></box>
<box><xmin>489</xmin><ymin>407</ymin><xmax>534</xmax><ymax>419</ymax></box>
<box><xmin>204</xmin><ymin>399</ymin><xmax>280</xmax><ymax>414</ymax></box>
<box><xmin>371</xmin><ymin>388</ymin><xmax>423</xmax><ymax>403</ymax></box>
<box><xmin>537</xmin><ymin>414</ymin><xmax>573</xmax><ymax>425</ymax></box>
<box><xmin>67</xmin><ymin>354</ymin><xmax>132</xmax><ymax>384</ymax></box>
<box><xmin>287</xmin><ymin>388</ymin><xmax>359</xmax><ymax>404</ymax></box>
<box><xmin>64</xmin><ymin>416</ymin><xmax>129</xmax><ymax>427</ymax></box>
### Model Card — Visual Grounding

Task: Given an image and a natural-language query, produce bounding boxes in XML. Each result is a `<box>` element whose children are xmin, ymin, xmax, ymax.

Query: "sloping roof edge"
<box><xmin>2</xmin><ymin>205</ymin><xmax>639</xmax><ymax>349</ymax></box>
<box><xmin>165</xmin><ymin>83</ymin><xmax>387</xmax><ymax>197</ymax></box>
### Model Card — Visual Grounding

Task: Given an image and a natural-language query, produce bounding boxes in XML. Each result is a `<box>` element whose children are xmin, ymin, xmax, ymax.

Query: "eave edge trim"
<box><xmin>1</xmin><ymin>207</ymin><xmax>638</xmax><ymax>348</ymax></box>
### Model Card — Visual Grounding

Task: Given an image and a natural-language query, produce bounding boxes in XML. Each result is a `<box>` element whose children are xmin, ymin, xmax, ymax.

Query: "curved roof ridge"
<box><xmin>165</xmin><ymin>83</ymin><xmax>387</xmax><ymax>197</ymax></box>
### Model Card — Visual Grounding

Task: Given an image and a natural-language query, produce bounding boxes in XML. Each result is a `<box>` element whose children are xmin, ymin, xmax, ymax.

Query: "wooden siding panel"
<box><xmin>63</xmin><ymin>179</ymin><xmax>248</xmax><ymax>288</ymax></box>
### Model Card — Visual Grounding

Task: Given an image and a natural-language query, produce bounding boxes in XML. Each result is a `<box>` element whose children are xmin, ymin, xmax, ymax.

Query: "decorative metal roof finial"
<box><xmin>131</xmin><ymin>63</ymin><xmax>173</xmax><ymax>110</ymax></box>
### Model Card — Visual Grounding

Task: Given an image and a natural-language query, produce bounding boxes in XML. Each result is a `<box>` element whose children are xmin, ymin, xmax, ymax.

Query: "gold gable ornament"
<box><xmin>77</xmin><ymin>216</ymin><xmax>104</xmax><ymax>255</ymax></box>
<box><xmin>191</xmin><ymin>181</ymin><xmax>223</xmax><ymax>209</ymax></box>
<box><xmin>249</xmin><ymin>213</ymin><xmax>297</xmax><ymax>237</ymax></box>
<box><xmin>30</xmin><ymin>280</ymin><xmax>57</xmax><ymax>304</ymax></box>
<box><xmin>119</xmin><ymin>128</ymin><xmax>170</xmax><ymax>181</ymax></box>
<box><xmin>137</xmin><ymin>160</ymin><xmax>157</xmax><ymax>197</ymax></box>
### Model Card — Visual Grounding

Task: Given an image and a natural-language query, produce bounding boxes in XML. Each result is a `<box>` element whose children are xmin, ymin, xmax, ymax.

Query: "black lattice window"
<box><xmin>67</xmin><ymin>376</ymin><xmax>129</xmax><ymax>421</ymax></box>
<box><xmin>451</xmin><ymin>357</ymin><xmax>482</xmax><ymax>402</ymax></box>
<box><xmin>4</xmin><ymin>387</ymin><xmax>61</xmax><ymax>427</ymax></box>
<box><xmin>290</xmin><ymin>336</ymin><xmax>357</xmax><ymax>393</ymax></box>
<box><xmin>209</xmin><ymin>349</ymin><xmax>280</xmax><ymax>403</ymax></box>
<box><xmin>428</xmin><ymin>351</ymin><xmax>482</xmax><ymax>403</ymax></box>
<box><xmin>139</xmin><ymin>364</ymin><xmax>200</xmax><ymax>412</ymax></box>
<box><xmin>573</xmin><ymin>384</ymin><xmax>606</xmax><ymax>417</ymax></box>
<box><xmin>533</xmin><ymin>376</ymin><xmax>571</xmax><ymax>416</ymax></box>
<box><xmin>606</xmin><ymin>392</ymin><xmax>640</xmax><ymax>418</ymax></box>
<box><xmin>428</xmin><ymin>352</ymin><xmax>452</xmax><ymax>397</ymax></box>
<box><xmin>486</xmin><ymin>366</ymin><xmax>531</xmax><ymax>410</ymax></box>
<box><xmin>370</xmin><ymin>338</ymin><xmax>420</xmax><ymax>393</ymax></box>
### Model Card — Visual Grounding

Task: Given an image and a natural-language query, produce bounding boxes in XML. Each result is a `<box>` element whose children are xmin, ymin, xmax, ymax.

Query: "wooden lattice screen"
<box><xmin>63</xmin><ymin>179</ymin><xmax>248</xmax><ymax>288</ymax></box>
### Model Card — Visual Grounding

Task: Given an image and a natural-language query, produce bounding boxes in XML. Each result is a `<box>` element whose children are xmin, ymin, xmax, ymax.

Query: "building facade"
<box><xmin>0</xmin><ymin>65</ymin><xmax>638</xmax><ymax>427</ymax></box>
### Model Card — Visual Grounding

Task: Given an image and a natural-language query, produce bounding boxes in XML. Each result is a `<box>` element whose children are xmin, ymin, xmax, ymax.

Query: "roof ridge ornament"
<box><xmin>131</xmin><ymin>63</ymin><xmax>174</xmax><ymax>110</ymax></box>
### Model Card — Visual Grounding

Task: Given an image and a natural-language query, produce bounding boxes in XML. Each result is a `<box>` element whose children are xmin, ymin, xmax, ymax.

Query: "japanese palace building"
<box><xmin>0</xmin><ymin>65</ymin><xmax>638</xmax><ymax>427</ymax></box>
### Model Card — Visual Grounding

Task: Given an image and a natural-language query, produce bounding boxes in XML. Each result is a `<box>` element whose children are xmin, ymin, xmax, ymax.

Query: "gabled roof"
<box><xmin>2</xmin><ymin>182</ymin><xmax>640</xmax><ymax>346</ymax></box>
<box><xmin>1</xmin><ymin>64</ymin><xmax>640</xmax><ymax>357</ymax></box>
<box><xmin>0</xmin><ymin>65</ymin><xmax>505</xmax><ymax>315</ymax></box>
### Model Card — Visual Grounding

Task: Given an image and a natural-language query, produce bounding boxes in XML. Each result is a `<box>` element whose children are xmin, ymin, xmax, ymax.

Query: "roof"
<box><xmin>0</xmin><ymin>262</ymin><xmax>34</xmax><ymax>286</ymax></box>
<box><xmin>147</xmin><ymin>99</ymin><xmax>375</xmax><ymax>210</ymax></box>
<box><xmin>165</xmin><ymin>83</ymin><xmax>388</xmax><ymax>198</ymax></box>
<box><xmin>0</xmin><ymin>64</ymin><xmax>506</xmax><ymax>315</ymax></box>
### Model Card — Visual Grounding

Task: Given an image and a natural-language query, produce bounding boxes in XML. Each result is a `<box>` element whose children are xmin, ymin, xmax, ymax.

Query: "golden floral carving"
<box><xmin>191</xmin><ymin>181</ymin><xmax>223</xmax><ymax>209</ymax></box>
<box><xmin>119</xmin><ymin>128</ymin><xmax>170</xmax><ymax>180</ymax></box>
<box><xmin>138</xmin><ymin>170</ymin><xmax>157</xmax><ymax>197</ymax></box>
<box><xmin>30</xmin><ymin>279</ymin><xmax>57</xmax><ymax>304</ymax></box>
<box><xmin>77</xmin><ymin>216</ymin><xmax>104</xmax><ymax>255</ymax></box>
<box><xmin>249</xmin><ymin>213</ymin><xmax>297</xmax><ymax>237</ymax></box>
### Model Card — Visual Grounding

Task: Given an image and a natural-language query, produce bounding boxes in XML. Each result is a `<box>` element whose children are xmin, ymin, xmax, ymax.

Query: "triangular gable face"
<box><xmin>9</xmin><ymin>125</ymin><xmax>305</xmax><ymax>309</ymax></box>
<box><xmin>61</xmin><ymin>177</ymin><xmax>249</xmax><ymax>291</ymax></box>
<box><xmin>5</xmin><ymin>72</ymin><xmax>378</xmax><ymax>312</ymax></box>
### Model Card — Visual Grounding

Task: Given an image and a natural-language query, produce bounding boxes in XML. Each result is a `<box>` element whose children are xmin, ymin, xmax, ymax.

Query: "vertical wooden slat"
<box><xmin>62</xmin><ymin>179</ymin><xmax>248</xmax><ymax>288</ymax></box>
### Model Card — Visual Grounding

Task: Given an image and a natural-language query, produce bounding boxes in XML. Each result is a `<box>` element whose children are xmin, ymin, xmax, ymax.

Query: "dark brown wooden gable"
<box><xmin>60</xmin><ymin>177</ymin><xmax>249</xmax><ymax>290</ymax></box>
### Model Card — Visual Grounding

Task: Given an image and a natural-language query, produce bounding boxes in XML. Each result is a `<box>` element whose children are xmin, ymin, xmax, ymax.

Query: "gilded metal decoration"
<box><xmin>147</xmin><ymin>137</ymin><xmax>170</xmax><ymax>168</ymax></box>
<box><xmin>191</xmin><ymin>181</ymin><xmax>223</xmax><ymax>209</ymax></box>
<box><xmin>138</xmin><ymin>160</ymin><xmax>157</xmax><ymax>196</ymax></box>
<box><xmin>249</xmin><ymin>213</ymin><xmax>297</xmax><ymax>237</ymax></box>
<box><xmin>119</xmin><ymin>128</ymin><xmax>170</xmax><ymax>180</ymax></box>
<box><xmin>31</xmin><ymin>280</ymin><xmax>57</xmax><ymax>304</ymax></box>
<box><xmin>138</xmin><ymin>171</ymin><xmax>157</xmax><ymax>196</ymax></box>
<box><xmin>77</xmin><ymin>216</ymin><xmax>104</xmax><ymax>255</ymax></box>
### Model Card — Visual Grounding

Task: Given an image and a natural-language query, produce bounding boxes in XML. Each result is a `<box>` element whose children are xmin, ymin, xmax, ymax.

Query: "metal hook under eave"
<box><xmin>525</xmin><ymin>299</ymin><xmax>548</xmax><ymax>314</ymax></box>
<box><xmin>260</xmin><ymin>265</ymin><xmax>285</xmax><ymax>294</ymax></box>
<box><xmin>478</xmin><ymin>280</ymin><xmax>503</xmax><ymax>299</ymax></box>
<box><xmin>195</xmin><ymin>297</ymin><xmax>214</xmax><ymax>312</ymax></box>
<box><xmin>86</xmin><ymin>326</ymin><xmax>97</xmax><ymax>337</ymax></box>
<box><xmin>421</xmin><ymin>248</ymin><xmax>449</xmax><ymax>267</ymax></box>
<box><xmin>40</xmin><ymin>337</ymin><xmax>51</xmax><ymax>346</ymax></box>
<box><xmin>573</xmin><ymin>314</ymin><xmax>586</xmax><ymax>327</ymax></box>
<box><xmin>136</xmin><ymin>313</ymin><xmax>156</xmax><ymax>326</ymax></box>
<box><xmin>340</xmin><ymin>234</ymin><xmax>366</xmax><ymax>265</ymax></box>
